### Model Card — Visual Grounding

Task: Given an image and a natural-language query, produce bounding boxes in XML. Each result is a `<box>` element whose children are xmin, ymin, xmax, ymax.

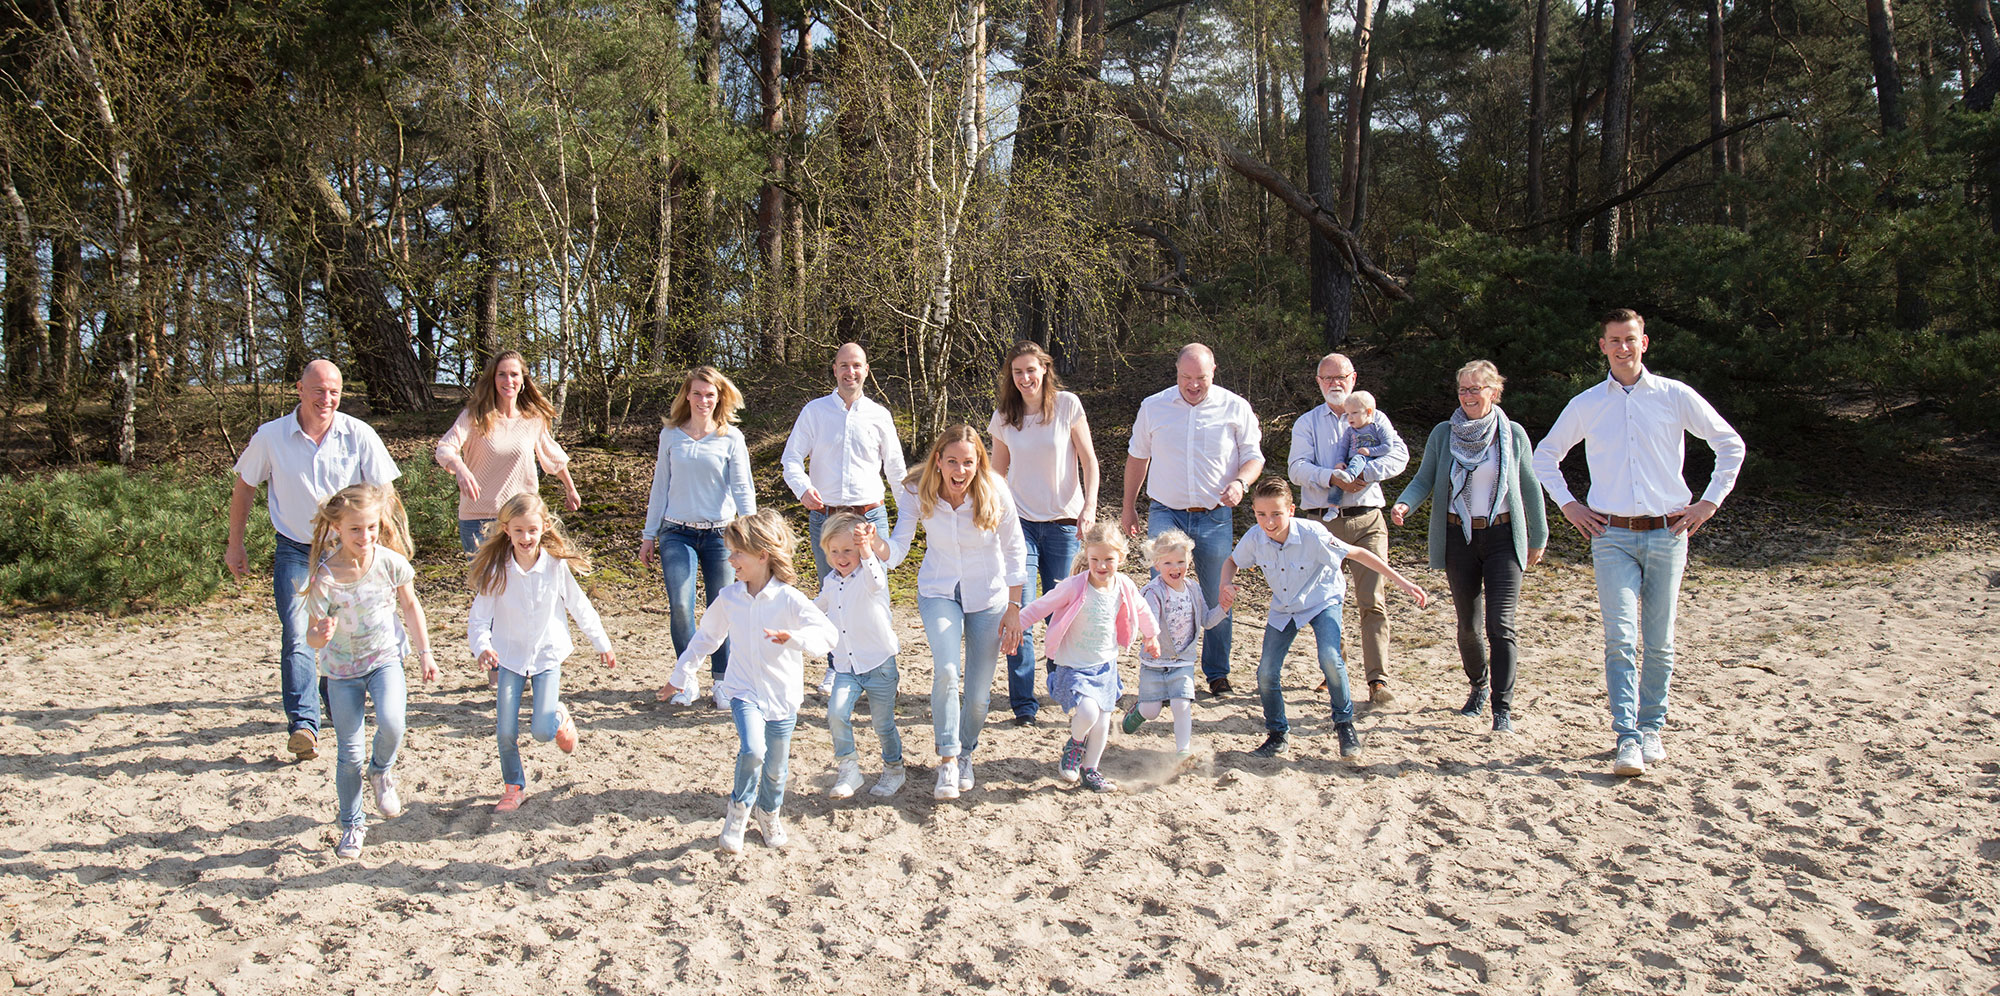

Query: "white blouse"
<box><xmin>988</xmin><ymin>391</ymin><xmax>1086</xmax><ymax>522</ymax></box>
<box><xmin>669</xmin><ymin>580</ymin><xmax>837</xmax><ymax>720</ymax></box>
<box><xmin>467</xmin><ymin>551</ymin><xmax>612</xmax><ymax>677</ymax></box>
<box><xmin>885</xmin><ymin>474</ymin><xmax>1029</xmax><ymax>614</ymax></box>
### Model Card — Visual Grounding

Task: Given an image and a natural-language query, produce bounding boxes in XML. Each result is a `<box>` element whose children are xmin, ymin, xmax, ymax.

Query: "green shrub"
<box><xmin>0</xmin><ymin>455</ymin><xmax>460</xmax><ymax>614</ymax></box>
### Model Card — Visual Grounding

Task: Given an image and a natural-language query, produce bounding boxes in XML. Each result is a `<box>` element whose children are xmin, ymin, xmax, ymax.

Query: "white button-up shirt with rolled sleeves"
<box><xmin>1531</xmin><ymin>369</ymin><xmax>1746</xmax><ymax>518</ymax></box>
<box><xmin>1128</xmin><ymin>385</ymin><xmax>1264</xmax><ymax>510</ymax></box>
<box><xmin>780</xmin><ymin>393</ymin><xmax>908</xmax><ymax>506</ymax></box>
<box><xmin>233</xmin><ymin>410</ymin><xmax>400</xmax><ymax>544</ymax></box>
<box><xmin>669</xmin><ymin>581</ymin><xmax>837</xmax><ymax>720</ymax></box>
<box><xmin>1230</xmin><ymin>518</ymin><xmax>1355</xmax><ymax>631</ymax></box>
<box><xmin>467</xmin><ymin>552</ymin><xmax>613</xmax><ymax>677</ymax></box>
<box><xmin>885</xmin><ymin>476</ymin><xmax>1029</xmax><ymax>614</ymax></box>
<box><xmin>1288</xmin><ymin>402</ymin><xmax>1409</xmax><ymax>511</ymax></box>
<box><xmin>815</xmin><ymin>558</ymin><xmax>899</xmax><ymax>675</ymax></box>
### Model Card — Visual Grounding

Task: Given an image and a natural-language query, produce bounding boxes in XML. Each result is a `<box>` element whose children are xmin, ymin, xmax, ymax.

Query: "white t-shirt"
<box><xmin>988</xmin><ymin>391</ymin><xmax>1086</xmax><ymax>522</ymax></box>
<box><xmin>304</xmin><ymin>547</ymin><xmax>413</xmax><ymax>680</ymax></box>
<box><xmin>1052</xmin><ymin>581</ymin><xmax>1121</xmax><ymax>669</ymax></box>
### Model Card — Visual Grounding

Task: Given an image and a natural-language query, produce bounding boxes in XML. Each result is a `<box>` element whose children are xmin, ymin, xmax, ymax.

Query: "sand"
<box><xmin>2</xmin><ymin>548</ymin><xmax>1997</xmax><ymax>995</ymax></box>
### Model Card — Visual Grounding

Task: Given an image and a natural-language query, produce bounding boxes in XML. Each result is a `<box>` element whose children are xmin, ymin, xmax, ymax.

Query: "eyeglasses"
<box><xmin>1457</xmin><ymin>386</ymin><xmax>1493</xmax><ymax>397</ymax></box>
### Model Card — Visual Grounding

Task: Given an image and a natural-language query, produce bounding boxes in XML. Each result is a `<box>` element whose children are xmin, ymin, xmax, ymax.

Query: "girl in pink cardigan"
<box><xmin>1010</xmin><ymin>522</ymin><xmax>1159</xmax><ymax>793</ymax></box>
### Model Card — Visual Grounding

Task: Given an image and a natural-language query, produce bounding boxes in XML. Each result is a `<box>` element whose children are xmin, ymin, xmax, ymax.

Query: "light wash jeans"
<box><xmin>729</xmin><ymin>697</ymin><xmax>797</xmax><ymax>811</ymax></box>
<box><xmin>829</xmin><ymin>658</ymin><xmax>903</xmax><ymax>764</ymax></box>
<box><xmin>658</xmin><ymin>522</ymin><xmax>733</xmax><ymax>677</ymax></box>
<box><xmin>272</xmin><ymin>535</ymin><xmax>325</xmax><ymax>734</ymax></box>
<box><xmin>1005</xmin><ymin>518</ymin><xmax>1079</xmax><ymax>720</ymax></box>
<box><xmin>326</xmin><ymin>664</ymin><xmax>407</xmax><ymax>830</ymax></box>
<box><xmin>1592</xmin><ymin>526</ymin><xmax>1688</xmax><ymax>746</ymax></box>
<box><xmin>496</xmin><ymin>667</ymin><xmax>561</xmax><ymax>789</ymax></box>
<box><xmin>1255</xmin><ymin>605</ymin><xmax>1355</xmax><ymax>734</ymax></box>
<box><xmin>919</xmin><ymin>587</ymin><xmax>1004</xmax><ymax>758</ymax></box>
<box><xmin>1147</xmin><ymin>503</ymin><xmax>1235</xmax><ymax>682</ymax></box>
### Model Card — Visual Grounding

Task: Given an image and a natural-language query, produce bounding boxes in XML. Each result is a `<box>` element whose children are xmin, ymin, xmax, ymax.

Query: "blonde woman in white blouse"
<box><xmin>988</xmin><ymin>341</ymin><xmax>1100</xmax><ymax>727</ymax></box>
<box><xmin>886</xmin><ymin>425</ymin><xmax>1028</xmax><ymax>801</ymax></box>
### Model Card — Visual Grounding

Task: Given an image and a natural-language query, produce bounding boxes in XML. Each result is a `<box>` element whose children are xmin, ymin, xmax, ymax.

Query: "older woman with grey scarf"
<box><xmin>1391</xmin><ymin>360</ymin><xmax>1548</xmax><ymax>733</ymax></box>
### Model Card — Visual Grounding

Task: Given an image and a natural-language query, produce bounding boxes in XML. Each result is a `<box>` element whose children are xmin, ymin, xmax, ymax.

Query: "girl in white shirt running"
<box><xmin>662</xmin><ymin>510</ymin><xmax>837</xmax><ymax>854</ymax></box>
<box><xmin>468</xmin><ymin>494</ymin><xmax>616</xmax><ymax>814</ymax></box>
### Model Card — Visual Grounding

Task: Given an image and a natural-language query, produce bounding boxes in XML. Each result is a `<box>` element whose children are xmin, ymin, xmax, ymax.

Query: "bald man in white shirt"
<box><xmin>1532</xmin><ymin>309</ymin><xmax>1745</xmax><ymax>779</ymax></box>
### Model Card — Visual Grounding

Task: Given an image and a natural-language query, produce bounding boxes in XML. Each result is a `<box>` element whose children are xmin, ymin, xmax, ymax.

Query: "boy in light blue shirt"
<box><xmin>1221</xmin><ymin>478</ymin><xmax>1427</xmax><ymax>762</ymax></box>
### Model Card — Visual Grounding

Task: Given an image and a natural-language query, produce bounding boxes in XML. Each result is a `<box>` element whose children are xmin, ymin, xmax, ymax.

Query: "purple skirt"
<box><xmin>1048</xmin><ymin>661</ymin><xmax>1122</xmax><ymax>713</ymax></box>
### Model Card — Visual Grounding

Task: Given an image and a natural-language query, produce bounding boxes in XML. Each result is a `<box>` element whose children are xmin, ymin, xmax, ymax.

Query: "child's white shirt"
<box><xmin>814</xmin><ymin>559</ymin><xmax>899</xmax><ymax>675</ymax></box>
<box><xmin>467</xmin><ymin>551</ymin><xmax>612</xmax><ymax>676</ymax></box>
<box><xmin>671</xmin><ymin>580</ymin><xmax>837</xmax><ymax>719</ymax></box>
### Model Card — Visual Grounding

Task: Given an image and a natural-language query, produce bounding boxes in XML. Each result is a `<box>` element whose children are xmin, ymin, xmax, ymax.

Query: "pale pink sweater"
<box><xmin>434</xmin><ymin>410</ymin><xmax>568</xmax><ymax>520</ymax></box>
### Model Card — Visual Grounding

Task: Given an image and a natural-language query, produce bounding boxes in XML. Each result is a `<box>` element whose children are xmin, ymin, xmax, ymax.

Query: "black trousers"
<box><xmin>1444</xmin><ymin>522</ymin><xmax>1524</xmax><ymax>715</ymax></box>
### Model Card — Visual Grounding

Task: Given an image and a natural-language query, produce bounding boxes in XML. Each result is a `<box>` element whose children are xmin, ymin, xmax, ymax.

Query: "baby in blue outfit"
<box><xmin>1331</xmin><ymin>390</ymin><xmax>1396</xmax><ymax>484</ymax></box>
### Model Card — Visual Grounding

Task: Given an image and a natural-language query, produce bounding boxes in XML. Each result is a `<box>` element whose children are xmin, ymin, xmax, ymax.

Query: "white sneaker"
<box><xmin>1612</xmin><ymin>740</ymin><xmax>1646</xmax><ymax>777</ymax></box>
<box><xmin>369</xmin><ymin>769</ymin><xmax>402</xmax><ymax>818</ymax></box>
<box><xmin>668</xmin><ymin>684</ymin><xmax>698</xmax><ymax>707</ymax></box>
<box><xmin>718</xmin><ymin>801</ymin><xmax>749</xmax><ymax>853</ymax></box>
<box><xmin>1640</xmin><ymin>731</ymin><xmax>1666</xmax><ymax>765</ymax></box>
<box><xmin>933</xmin><ymin>758</ymin><xmax>960</xmax><ymax>800</ymax></box>
<box><xmin>712</xmin><ymin>687</ymin><xmax>728</xmax><ymax>710</ymax></box>
<box><xmin>829</xmin><ymin>759</ymin><xmax>864</xmax><ymax>799</ymax></box>
<box><xmin>957</xmin><ymin>752</ymin><xmax>975</xmax><ymax>791</ymax></box>
<box><xmin>818</xmin><ymin>670</ymin><xmax>836</xmax><ymax>697</ymax></box>
<box><xmin>335</xmin><ymin>825</ymin><xmax>365</xmax><ymax>858</ymax></box>
<box><xmin>752</xmin><ymin>806</ymin><xmax>789</xmax><ymax>848</ymax></box>
<box><xmin>869</xmin><ymin>764</ymin><xmax>906</xmax><ymax>797</ymax></box>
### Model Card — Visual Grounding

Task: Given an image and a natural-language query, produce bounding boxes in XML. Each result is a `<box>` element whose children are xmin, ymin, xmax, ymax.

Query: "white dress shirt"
<box><xmin>1229</xmin><ymin>518</ymin><xmax>1354</xmax><ymax>631</ymax></box>
<box><xmin>467</xmin><ymin>551</ymin><xmax>613</xmax><ymax>676</ymax></box>
<box><xmin>814</xmin><ymin>558</ymin><xmax>899</xmax><ymax>674</ymax></box>
<box><xmin>988</xmin><ymin>391</ymin><xmax>1087</xmax><ymax>521</ymax></box>
<box><xmin>780</xmin><ymin>393</ymin><xmax>908</xmax><ymax>506</ymax></box>
<box><xmin>233</xmin><ymin>409</ymin><xmax>400</xmax><ymax>544</ymax></box>
<box><xmin>1128</xmin><ymin>385</ymin><xmax>1264</xmax><ymax>510</ymax></box>
<box><xmin>670</xmin><ymin>580</ymin><xmax>837</xmax><ymax>719</ymax></box>
<box><xmin>1288</xmin><ymin>402</ymin><xmax>1409</xmax><ymax>511</ymax></box>
<box><xmin>885</xmin><ymin>475</ymin><xmax>1030</xmax><ymax>613</ymax></box>
<box><xmin>1531</xmin><ymin>369</ymin><xmax>1746</xmax><ymax>517</ymax></box>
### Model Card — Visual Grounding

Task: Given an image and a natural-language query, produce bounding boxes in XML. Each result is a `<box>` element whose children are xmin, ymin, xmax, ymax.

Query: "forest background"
<box><xmin>2</xmin><ymin>0</ymin><xmax>1997</xmax><ymax>610</ymax></box>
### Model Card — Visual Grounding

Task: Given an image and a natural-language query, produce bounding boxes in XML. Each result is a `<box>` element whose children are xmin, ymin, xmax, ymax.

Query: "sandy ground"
<box><xmin>3</xmin><ymin>546</ymin><xmax>1998</xmax><ymax>995</ymax></box>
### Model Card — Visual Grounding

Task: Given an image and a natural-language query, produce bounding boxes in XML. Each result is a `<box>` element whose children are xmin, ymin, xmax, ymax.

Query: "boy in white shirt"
<box><xmin>814</xmin><ymin>513</ymin><xmax>905</xmax><ymax>798</ymax></box>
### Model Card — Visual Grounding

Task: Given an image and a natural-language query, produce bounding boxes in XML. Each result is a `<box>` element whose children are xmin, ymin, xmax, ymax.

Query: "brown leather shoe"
<box><xmin>287</xmin><ymin>729</ymin><xmax>318</xmax><ymax>761</ymax></box>
<box><xmin>1369</xmin><ymin>681</ymin><xmax>1396</xmax><ymax>706</ymax></box>
<box><xmin>1208</xmin><ymin>677</ymin><xmax>1232</xmax><ymax>696</ymax></box>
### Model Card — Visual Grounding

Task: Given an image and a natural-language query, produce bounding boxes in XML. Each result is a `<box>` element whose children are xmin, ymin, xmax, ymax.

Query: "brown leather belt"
<box><xmin>823</xmin><ymin>502</ymin><xmax>884</xmax><ymax>515</ymax></box>
<box><xmin>1027</xmin><ymin>517</ymin><xmax>1080</xmax><ymax>527</ymax></box>
<box><xmin>1446</xmin><ymin>512</ymin><xmax>1511</xmax><ymax>529</ymax></box>
<box><xmin>1604</xmin><ymin>513</ymin><xmax>1667</xmax><ymax>531</ymax></box>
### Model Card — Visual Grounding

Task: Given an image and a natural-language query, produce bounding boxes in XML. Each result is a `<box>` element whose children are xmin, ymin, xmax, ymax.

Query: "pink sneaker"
<box><xmin>495</xmin><ymin>785</ymin><xmax>525</xmax><ymax>812</ymax></box>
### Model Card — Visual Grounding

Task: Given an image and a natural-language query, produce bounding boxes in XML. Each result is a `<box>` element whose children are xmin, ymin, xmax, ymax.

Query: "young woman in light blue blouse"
<box><xmin>641</xmin><ymin>367</ymin><xmax>757</xmax><ymax>703</ymax></box>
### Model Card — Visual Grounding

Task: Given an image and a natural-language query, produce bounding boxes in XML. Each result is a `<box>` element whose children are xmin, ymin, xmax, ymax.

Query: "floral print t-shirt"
<box><xmin>304</xmin><ymin>546</ymin><xmax>413</xmax><ymax>679</ymax></box>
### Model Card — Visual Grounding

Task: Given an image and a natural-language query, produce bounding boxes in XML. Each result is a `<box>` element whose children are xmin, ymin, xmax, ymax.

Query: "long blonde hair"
<box><xmin>1069</xmin><ymin>520</ymin><xmax>1128</xmax><ymax>573</ymax></box>
<box><xmin>902</xmin><ymin>424</ymin><xmax>1002</xmax><ymax>531</ymax></box>
<box><xmin>467</xmin><ymin>350</ymin><xmax>560</xmax><ymax>436</ymax></box>
<box><xmin>667</xmin><ymin>365</ymin><xmax>745</xmax><ymax>428</ymax></box>
<box><xmin>724</xmin><ymin>509</ymin><xmax>799</xmax><ymax>586</ymax></box>
<box><xmin>301</xmin><ymin>483</ymin><xmax>414</xmax><ymax>592</ymax></box>
<box><xmin>468</xmin><ymin>493</ymin><xmax>592</xmax><ymax>597</ymax></box>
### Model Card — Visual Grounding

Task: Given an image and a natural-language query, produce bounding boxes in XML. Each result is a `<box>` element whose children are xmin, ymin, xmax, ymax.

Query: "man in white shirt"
<box><xmin>1121</xmin><ymin>344</ymin><xmax>1265</xmax><ymax>694</ymax></box>
<box><xmin>1288</xmin><ymin>352</ymin><xmax>1410</xmax><ymax>705</ymax></box>
<box><xmin>780</xmin><ymin>342</ymin><xmax>908</xmax><ymax>586</ymax></box>
<box><xmin>225</xmin><ymin>360</ymin><xmax>401</xmax><ymax>762</ymax></box>
<box><xmin>1532</xmin><ymin>309</ymin><xmax>1746</xmax><ymax>778</ymax></box>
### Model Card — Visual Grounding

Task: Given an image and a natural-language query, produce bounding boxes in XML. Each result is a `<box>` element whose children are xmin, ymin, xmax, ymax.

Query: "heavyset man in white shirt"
<box><xmin>225</xmin><ymin>360</ymin><xmax>401</xmax><ymax>761</ymax></box>
<box><xmin>1120</xmin><ymin>344</ymin><xmax>1266</xmax><ymax>694</ymax></box>
<box><xmin>780</xmin><ymin>342</ymin><xmax>908</xmax><ymax>586</ymax></box>
<box><xmin>1532</xmin><ymin>309</ymin><xmax>1746</xmax><ymax>778</ymax></box>
<box><xmin>1288</xmin><ymin>352</ymin><xmax>1410</xmax><ymax>705</ymax></box>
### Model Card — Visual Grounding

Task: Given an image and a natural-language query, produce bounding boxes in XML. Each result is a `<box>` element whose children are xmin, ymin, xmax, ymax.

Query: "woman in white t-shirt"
<box><xmin>987</xmin><ymin>341</ymin><xmax>1100</xmax><ymax>727</ymax></box>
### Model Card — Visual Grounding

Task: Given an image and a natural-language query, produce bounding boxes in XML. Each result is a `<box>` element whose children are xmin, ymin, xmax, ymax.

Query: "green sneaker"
<box><xmin>1121</xmin><ymin>707</ymin><xmax>1145</xmax><ymax>735</ymax></box>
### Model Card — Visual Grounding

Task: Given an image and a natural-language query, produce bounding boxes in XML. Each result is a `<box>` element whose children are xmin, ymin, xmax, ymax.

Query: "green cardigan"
<box><xmin>1391</xmin><ymin>419</ymin><xmax>1549</xmax><ymax>570</ymax></box>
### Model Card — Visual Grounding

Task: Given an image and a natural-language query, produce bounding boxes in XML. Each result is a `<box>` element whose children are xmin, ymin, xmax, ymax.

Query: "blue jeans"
<box><xmin>807</xmin><ymin>505</ymin><xmax>892</xmax><ymax>587</ymax></box>
<box><xmin>457</xmin><ymin>518</ymin><xmax>495</xmax><ymax>555</ymax></box>
<box><xmin>919</xmin><ymin>588</ymin><xmax>1004</xmax><ymax>757</ymax></box>
<box><xmin>327</xmin><ymin>664</ymin><xmax>407</xmax><ymax>830</ymax></box>
<box><xmin>658</xmin><ymin>523</ymin><xmax>733</xmax><ymax>677</ymax></box>
<box><xmin>1255</xmin><ymin>606</ymin><xmax>1354</xmax><ymax>733</ymax></box>
<box><xmin>829</xmin><ymin>658</ymin><xmax>903</xmax><ymax>764</ymax></box>
<box><xmin>1006</xmin><ymin>518</ymin><xmax>1079</xmax><ymax>719</ymax></box>
<box><xmin>1147</xmin><ymin>503</ymin><xmax>1235</xmax><ymax>681</ymax></box>
<box><xmin>272</xmin><ymin>534</ymin><xmax>324</xmax><ymax>734</ymax></box>
<box><xmin>1592</xmin><ymin>526</ymin><xmax>1688</xmax><ymax>746</ymax></box>
<box><xmin>496</xmin><ymin>667</ymin><xmax>561</xmax><ymax>788</ymax></box>
<box><xmin>729</xmin><ymin>697</ymin><xmax>797</xmax><ymax>811</ymax></box>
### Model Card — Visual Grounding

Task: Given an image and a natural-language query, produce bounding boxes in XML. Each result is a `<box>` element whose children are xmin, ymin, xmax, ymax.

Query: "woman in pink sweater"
<box><xmin>435</xmin><ymin>351</ymin><xmax>582</xmax><ymax>555</ymax></box>
<box><xmin>1010</xmin><ymin>522</ymin><xmax>1159</xmax><ymax>793</ymax></box>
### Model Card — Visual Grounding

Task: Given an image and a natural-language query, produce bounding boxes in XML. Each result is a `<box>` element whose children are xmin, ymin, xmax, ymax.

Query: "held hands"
<box><xmin>1390</xmin><ymin>503</ymin><xmax>1410</xmax><ymax>527</ymax></box>
<box><xmin>999</xmin><ymin>606</ymin><xmax>1024</xmax><ymax>655</ymax></box>
<box><xmin>1668</xmin><ymin>500</ymin><xmax>1718</xmax><ymax>537</ymax></box>
<box><xmin>1560</xmin><ymin>501</ymin><xmax>1608</xmax><ymax>539</ymax></box>
<box><xmin>1217</xmin><ymin>584</ymin><xmax>1237</xmax><ymax>610</ymax></box>
<box><xmin>1140</xmin><ymin>635</ymin><xmax>1161</xmax><ymax>657</ymax></box>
